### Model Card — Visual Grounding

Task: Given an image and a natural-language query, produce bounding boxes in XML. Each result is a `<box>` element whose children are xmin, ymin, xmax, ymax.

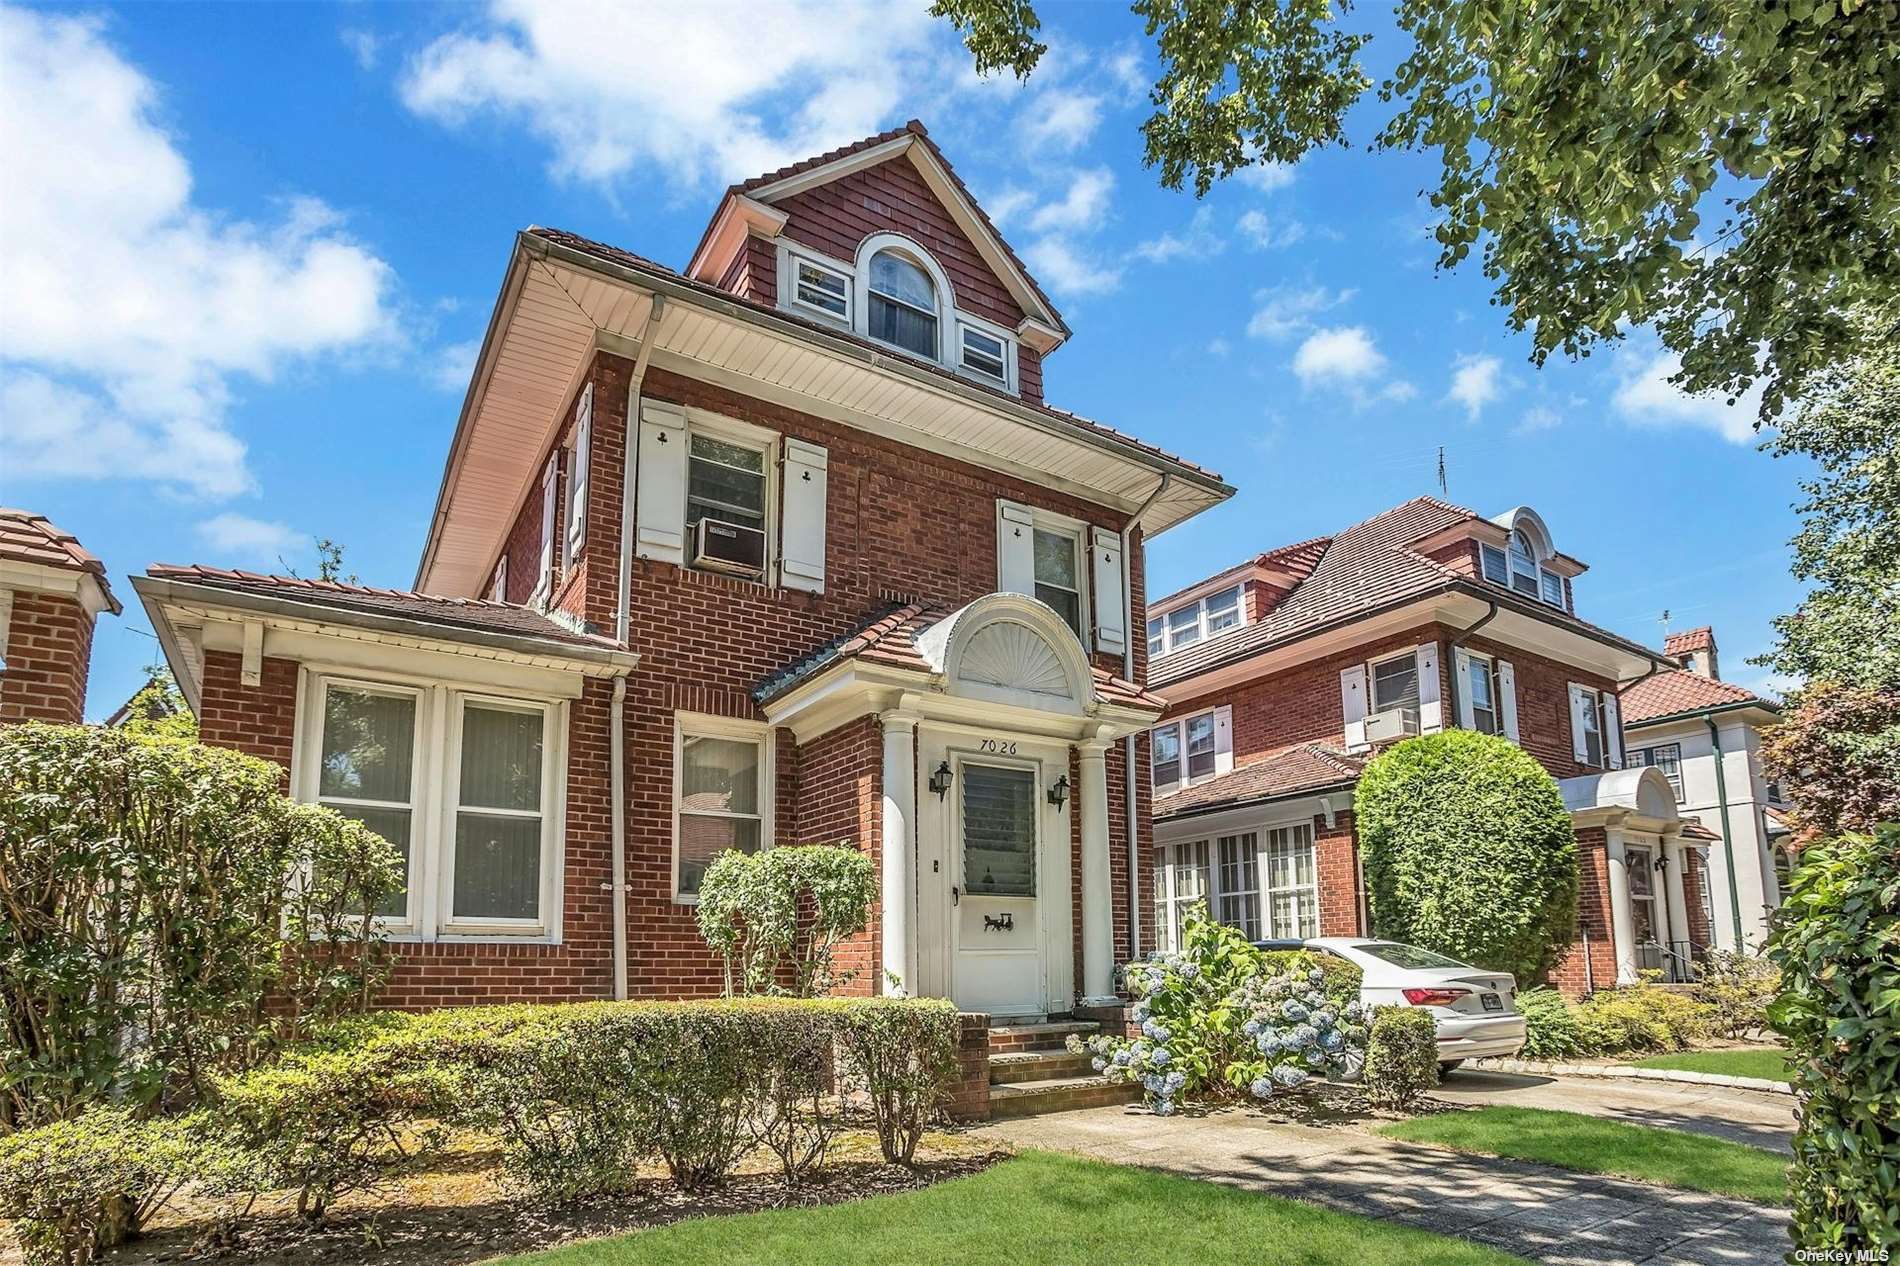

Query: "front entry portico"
<box><xmin>1562</xmin><ymin>765</ymin><xmax>1690</xmax><ymax>985</ymax></box>
<box><xmin>761</xmin><ymin>592</ymin><xmax>1160</xmax><ymax>1017</ymax></box>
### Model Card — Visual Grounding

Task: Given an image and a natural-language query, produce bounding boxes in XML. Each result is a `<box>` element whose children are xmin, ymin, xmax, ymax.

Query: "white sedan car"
<box><xmin>1256</xmin><ymin>936</ymin><xmax>1527</xmax><ymax>1074</ymax></box>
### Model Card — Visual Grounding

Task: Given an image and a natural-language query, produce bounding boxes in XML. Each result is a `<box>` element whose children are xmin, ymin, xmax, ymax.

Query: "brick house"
<box><xmin>132</xmin><ymin>122</ymin><xmax>1232</xmax><ymax>1019</ymax></box>
<box><xmin>1145</xmin><ymin>497</ymin><xmax>1710</xmax><ymax>995</ymax></box>
<box><xmin>1621</xmin><ymin>627</ymin><xmax>1787</xmax><ymax>957</ymax></box>
<box><xmin>1</xmin><ymin>509</ymin><xmax>118</xmax><ymax>726</ymax></box>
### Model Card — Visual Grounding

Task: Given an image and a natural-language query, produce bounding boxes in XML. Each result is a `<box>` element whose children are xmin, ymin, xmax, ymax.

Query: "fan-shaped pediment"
<box><xmin>959</xmin><ymin>621</ymin><xmax>1072</xmax><ymax>697</ymax></box>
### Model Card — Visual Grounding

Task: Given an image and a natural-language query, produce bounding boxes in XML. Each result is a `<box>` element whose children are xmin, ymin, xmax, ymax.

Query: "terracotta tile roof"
<box><xmin>1155</xmin><ymin>744</ymin><xmax>1364</xmax><ymax>819</ymax></box>
<box><xmin>1664</xmin><ymin>627</ymin><xmax>1716</xmax><ymax>657</ymax></box>
<box><xmin>524</xmin><ymin>227</ymin><xmax>1222</xmax><ymax>486</ymax></box>
<box><xmin>1151</xmin><ymin>535</ymin><xmax>1331</xmax><ymax>610</ymax></box>
<box><xmin>144</xmin><ymin>564</ymin><xmax>619</xmax><ymax>651</ymax></box>
<box><xmin>1679</xmin><ymin>819</ymin><xmax>1723</xmax><ymax>842</ymax></box>
<box><xmin>1620</xmin><ymin>669</ymin><xmax>1772</xmax><ymax>725</ymax></box>
<box><xmin>752</xmin><ymin>601</ymin><xmax>1165</xmax><ymax>712</ymax></box>
<box><xmin>1151</xmin><ymin>496</ymin><xmax>1663</xmax><ymax>688</ymax></box>
<box><xmin>0</xmin><ymin>508</ymin><xmax>120</xmax><ymax>612</ymax></box>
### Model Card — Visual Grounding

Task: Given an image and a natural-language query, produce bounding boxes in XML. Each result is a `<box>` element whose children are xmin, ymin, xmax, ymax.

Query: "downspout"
<box><xmin>1704</xmin><ymin>715</ymin><xmax>1746</xmax><ymax>949</ymax></box>
<box><xmin>616</xmin><ymin>294</ymin><xmax>666</xmax><ymax>646</ymax></box>
<box><xmin>1123</xmin><ymin>473</ymin><xmax>1170</xmax><ymax>963</ymax></box>
<box><xmin>1446</xmin><ymin>598</ymin><xmax>1500</xmax><ymax>728</ymax></box>
<box><xmin>610</xmin><ymin>673</ymin><xmax>629</xmax><ymax>1000</ymax></box>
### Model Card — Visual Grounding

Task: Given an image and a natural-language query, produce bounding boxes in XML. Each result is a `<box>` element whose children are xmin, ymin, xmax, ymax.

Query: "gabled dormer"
<box><xmin>684</xmin><ymin>121</ymin><xmax>1068</xmax><ymax>403</ymax></box>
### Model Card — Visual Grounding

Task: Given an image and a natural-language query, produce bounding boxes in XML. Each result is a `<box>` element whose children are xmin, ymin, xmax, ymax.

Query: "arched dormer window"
<box><xmin>867</xmin><ymin>249</ymin><xmax>938</xmax><ymax>358</ymax></box>
<box><xmin>1482</xmin><ymin>508</ymin><xmax>1568</xmax><ymax>609</ymax></box>
<box><xmin>1508</xmin><ymin>527</ymin><xmax>1541</xmax><ymax>596</ymax></box>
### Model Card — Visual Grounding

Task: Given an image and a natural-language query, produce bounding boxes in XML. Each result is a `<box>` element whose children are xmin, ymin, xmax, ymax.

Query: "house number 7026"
<box><xmin>977</xmin><ymin>739</ymin><xmax>1018</xmax><ymax>755</ymax></box>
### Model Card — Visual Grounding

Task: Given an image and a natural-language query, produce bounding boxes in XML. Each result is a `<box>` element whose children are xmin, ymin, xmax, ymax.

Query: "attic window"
<box><xmin>868</xmin><ymin>251</ymin><xmax>937</xmax><ymax>358</ymax></box>
<box><xmin>961</xmin><ymin>325</ymin><xmax>1007</xmax><ymax>381</ymax></box>
<box><xmin>793</xmin><ymin>259</ymin><xmax>849</xmax><ymax>319</ymax></box>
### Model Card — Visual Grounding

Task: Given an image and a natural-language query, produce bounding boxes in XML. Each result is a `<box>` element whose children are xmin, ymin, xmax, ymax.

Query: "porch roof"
<box><xmin>1153</xmin><ymin>744</ymin><xmax>1364</xmax><ymax>821</ymax></box>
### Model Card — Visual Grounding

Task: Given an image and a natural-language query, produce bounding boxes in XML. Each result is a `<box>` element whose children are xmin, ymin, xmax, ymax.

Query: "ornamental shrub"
<box><xmin>0</xmin><ymin>723</ymin><xmax>403</xmax><ymax>1127</ymax></box>
<box><xmin>1073</xmin><ymin>913</ymin><xmax>1366</xmax><ymax>1114</ymax></box>
<box><xmin>834</xmin><ymin>998</ymin><xmax>960</xmax><ymax>1164</ymax></box>
<box><xmin>1362</xmin><ymin>1007</ymin><xmax>1440</xmax><ymax>1110</ymax></box>
<box><xmin>0</xmin><ymin>1107</ymin><xmax>198</xmax><ymax>1266</ymax></box>
<box><xmin>1690</xmin><ymin>951</ymin><xmax>1779</xmax><ymax>1041</ymax></box>
<box><xmin>1769</xmin><ymin>824</ymin><xmax>1900</xmax><ymax>1253</ymax></box>
<box><xmin>1570</xmin><ymin>980</ymin><xmax>1713</xmax><ymax>1055</ymax></box>
<box><xmin>696</xmin><ymin>844</ymin><xmax>876</xmax><ymax>996</ymax></box>
<box><xmin>1516</xmin><ymin>987</ymin><xmax>1587</xmax><ymax>1061</ymax></box>
<box><xmin>1356</xmin><ymin>730</ymin><xmax>1578</xmax><ymax>985</ymax></box>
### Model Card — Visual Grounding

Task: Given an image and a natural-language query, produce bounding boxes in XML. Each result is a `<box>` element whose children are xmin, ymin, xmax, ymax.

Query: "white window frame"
<box><xmin>489</xmin><ymin>555</ymin><xmax>508</xmax><ymax>604</ymax></box>
<box><xmin>1215</xmin><ymin>832</ymin><xmax>1262</xmax><ymax>940</ymax></box>
<box><xmin>1149</xmin><ymin>584</ymin><xmax>1243</xmax><ymax>657</ymax></box>
<box><xmin>1150</xmin><ymin>708</ymin><xmax>1219</xmax><ymax>797</ymax></box>
<box><xmin>1464</xmin><ymin>649</ymin><xmax>1501</xmax><ymax>736</ymax></box>
<box><xmin>563</xmin><ymin>385</ymin><xmax>592</xmax><ymax>571</ymax></box>
<box><xmin>531</xmin><ymin>454</ymin><xmax>557</xmax><ymax>610</ymax></box>
<box><xmin>956</xmin><ymin>315</ymin><xmax>1018</xmax><ymax>394</ymax></box>
<box><xmin>309</xmin><ymin>678</ymin><xmax>427</xmax><ymax>935</ymax></box>
<box><xmin>1577</xmin><ymin>688</ymin><xmax>1605</xmax><ymax>767</ymax></box>
<box><xmin>1153</xmin><ymin>838</ymin><xmax>1211</xmax><ymax>953</ymax></box>
<box><xmin>1020</xmin><ymin>506</ymin><xmax>1090</xmax><ymax>641</ymax></box>
<box><xmin>672</xmin><ymin>711</ymin><xmax>775</xmax><ymax>904</ymax></box>
<box><xmin>861</xmin><ymin>241</ymin><xmax>945</xmax><ymax>362</ymax></box>
<box><xmin>1370</xmin><ymin>650</ymin><xmax>1422</xmax><ymax>731</ymax></box>
<box><xmin>1154</xmin><ymin>816</ymin><xmax>1318</xmax><ymax>950</ymax></box>
<box><xmin>293</xmin><ymin>670</ymin><xmax>568</xmax><ymax>943</ymax></box>
<box><xmin>1630</xmin><ymin>742</ymin><xmax>1685</xmax><ymax>801</ymax></box>
<box><xmin>788</xmin><ymin>252</ymin><xmax>852</xmax><ymax>324</ymax></box>
<box><xmin>683</xmin><ymin>408</ymin><xmax>778</xmax><ymax>581</ymax></box>
<box><xmin>1261</xmin><ymin>822</ymin><xmax>1320</xmax><ymax>940</ymax></box>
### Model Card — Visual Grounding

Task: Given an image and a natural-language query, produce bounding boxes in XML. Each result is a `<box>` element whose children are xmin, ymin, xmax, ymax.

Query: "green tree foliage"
<box><xmin>0</xmin><ymin>724</ymin><xmax>403</xmax><ymax>1129</ymax></box>
<box><xmin>695</xmin><ymin>845</ymin><xmax>876</xmax><ymax>996</ymax></box>
<box><xmin>1762</xmin><ymin>681</ymin><xmax>1900</xmax><ymax>844</ymax></box>
<box><xmin>931</xmin><ymin>0</ymin><xmax>1900</xmax><ymax>418</ymax></box>
<box><xmin>1356</xmin><ymin>730</ymin><xmax>1578</xmax><ymax>982</ymax></box>
<box><xmin>115</xmin><ymin>664</ymin><xmax>196</xmax><ymax>741</ymax></box>
<box><xmin>1768</xmin><ymin>824</ymin><xmax>1900</xmax><ymax>1252</ymax></box>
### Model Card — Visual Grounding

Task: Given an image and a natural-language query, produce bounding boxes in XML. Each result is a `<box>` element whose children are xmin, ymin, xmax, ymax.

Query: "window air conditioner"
<box><xmin>1363</xmin><ymin>707</ymin><xmax>1419</xmax><ymax>743</ymax></box>
<box><xmin>693</xmin><ymin>517</ymin><xmax>767</xmax><ymax>578</ymax></box>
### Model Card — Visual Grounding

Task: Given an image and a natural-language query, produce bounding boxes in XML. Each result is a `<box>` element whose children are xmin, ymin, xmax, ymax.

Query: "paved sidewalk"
<box><xmin>1433</xmin><ymin>1067</ymin><xmax>1795</xmax><ymax>1155</ymax></box>
<box><xmin>975</xmin><ymin>1104</ymin><xmax>1789</xmax><ymax>1266</ymax></box>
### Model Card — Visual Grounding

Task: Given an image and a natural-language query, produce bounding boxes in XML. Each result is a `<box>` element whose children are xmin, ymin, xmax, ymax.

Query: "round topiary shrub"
<box><xmin>1356</xmin><ymin>729</ymin><xmax>1578</xmax><ymax>984</ymax></box>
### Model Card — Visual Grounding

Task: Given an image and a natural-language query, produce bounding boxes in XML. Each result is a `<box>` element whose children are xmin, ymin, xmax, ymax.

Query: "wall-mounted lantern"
<box><xmin>1047</xmin><ymin>774</ymin><xmax>1070</xmax><ymax>810</ymax></box>
<box><xmin>929</xmin><ymin>760</ymin><xmax>954</xmax><ymax>799</ymax></box>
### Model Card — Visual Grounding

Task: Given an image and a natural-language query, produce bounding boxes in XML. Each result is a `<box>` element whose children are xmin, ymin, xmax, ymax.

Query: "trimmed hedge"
<box><xmin>1769</xmin><ymin>824</ymin><xmax>1900</xmax><ymax>1252</ymax></box>
<box><xmin>1356</xmin><ymin>730</ymin><xmax>1579</xmax><ymax>984</ymax></box>
<box><xmin>1362</xmin><ymin>1008</ymin><xmax>1439</xmax><ymax>1110</ymax></box>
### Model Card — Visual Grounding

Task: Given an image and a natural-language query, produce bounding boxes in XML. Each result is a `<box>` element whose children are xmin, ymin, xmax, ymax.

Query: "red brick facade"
<box><xmin>0</xmin><ymin>591</ymin><xmax>95</xmax><ymax>726</ymax></box>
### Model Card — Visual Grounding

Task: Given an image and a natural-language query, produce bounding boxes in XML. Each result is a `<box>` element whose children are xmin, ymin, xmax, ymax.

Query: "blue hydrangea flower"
<box><xmin>1321</xmin><ymin>1029</ymin><xmax>1343</xmax><ymax>1051</ymax></box>
<box><xmin>1280</xmin><ymin>1000</ymin><xmax>1308</xmax><ymax>1022</ymax></box>
<box><xmin>1272</xmin><ymin>1064</ymin><xmax>1309</xmax><ymax>1088</ymax></box>
<box><xmin>1241</xmin><ymin>1019</ymin><xmax>1260</xmax><ymax>1037</ymax></box>
<box><xmin>1150</xmin><ymin>1047</ymin><xmax>1171</xmax><ymax>1067</ymax></box>
<box><xmin>1091</xmin><ymin>1056</ymin><xmax>1106</xmax><ymax>1072</ymax></box>
<box><xmin>1309</xmin><ymin>968</ymin><xmax>1324</xmax><ymax>984</ymax></box>
<box><xmin>1154</xmin><ymin>1099</ymin><xmax>1177</xmax><ymax>1117</ymax></box>
<box><xmin>1249</xmin><ymin>1076</ymin><xmax>1273</xmax><ymax>1099</ymax></box>
<box><xmin>1165</xmin><ymin>1070</ymin><xmax>1186</xmax><ymax>1092</ymax></box>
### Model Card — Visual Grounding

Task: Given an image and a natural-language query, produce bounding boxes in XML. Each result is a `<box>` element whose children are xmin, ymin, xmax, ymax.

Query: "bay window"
<box><xmin>1154</xmin><ymin>821</ymin><xmax>1317</xmax><ymax>950</ymax></box>
<box><xmin>302</xmin><ymin>675</ymin><xmax>564</xmax><ymax>938</ymax></box>
<box><xmin>674</xmin><ymin>715</ymin><xmax>771</xmax><ymax>899</ymax></box>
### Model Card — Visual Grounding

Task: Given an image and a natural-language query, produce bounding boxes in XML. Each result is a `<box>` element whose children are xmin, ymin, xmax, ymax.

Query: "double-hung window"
<box><xmin>1033</xmin><ymin>525</ymin><xmax>1085</xmax><ymax>638</ymax></box>
<box><xmin>1216</xmin><ymin>833</ymin><xmax>1262</xmax><ymax>939</ymax></box>
<box><xmin>1371</xmin><ymin>653</ymin><xmax>1421</xmax><ymax>731</ymax></box>
<box><xmin>674</xmin><ymin>715</ymin><xmax>770</xmax><ymax>899</ymax></box>
<box><xmin>1468</xmin><ymin>655</ymin><xmax>1500</xmax><ymax>735</ymax></box>
<box><xmin>1486</xmin><ymin>535</ymin><xmax>1565</xmax><ymax>608</ymax></box>
<box><xmin>1150</xmin><ymin>710</ymin><xmax>1218</xmax><ymax>795</ymax></box>
<box><xmin>1263</xmin><ymin>824</ymin><xmax>1319</xmax><ymax>938</ymax></box>
<box><xmin>304</xmin><ymin>676</ymin><xmax>563</xmax><ymax>938</ymax></box>
<box><xmin>1577</xmin><ymin>689</ymin><xmax>1604</xmax><ymax>767</ymax></box>
<box><xmin>687</xmin><ymin>435</ymin><xmax>768</xmax><ymax>537</ymax></box>
<box><xmin>1148</xmin><ymin>585</ymin><xmax>1243</xmax><ymax>658</ymax></box>
<box><xmin>1629</xmin><ymin>742</ymin><xmax>1684</xmax><ymax>800</ymax></box>
<box><xmin>1154</xmin><ymin>840</ymin><xmax>1210</xmax><ymax>952</ymax></box>
<box><xmin>792</xmin><ymin>258</ymin><xmax>850</xmax><ymax>320</ymax></box>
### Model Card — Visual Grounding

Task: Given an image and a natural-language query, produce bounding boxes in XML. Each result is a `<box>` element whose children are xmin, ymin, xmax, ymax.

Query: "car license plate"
<box><xmin>1480</xmin><ymin>992</ymin><xmax>1503</xmax><ymax>1012</ymax></box>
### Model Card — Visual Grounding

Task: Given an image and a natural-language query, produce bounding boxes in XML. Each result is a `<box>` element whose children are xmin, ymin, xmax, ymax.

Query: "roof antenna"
<box><xmin>1436</xmin><ymin>446</ymin><xmax>1448</xmax><ymax>497</ymax></box>
<box><xmin>1659</xmin><ymin>608</ymin><xmax>1672</xmax><ymax>640</ymax></box>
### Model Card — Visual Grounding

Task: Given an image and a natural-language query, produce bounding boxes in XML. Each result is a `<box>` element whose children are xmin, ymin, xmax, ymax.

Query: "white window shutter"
<box><xmin>1415</xmin><ymin>642</ymin><xmax>1443</xmax><ymax>733</ymax></box>
<box><xmin>1497</xmin><ymin>660</ymin><xmax>1520</xmax><ymax>742</ymax></box>
<box><xmin>490</xmin><ymin>556</ymin><xmax>508</xmax><ymax>603</ymax></box>
<box><xmin>1454</xmin><ymin>651</ymin><xmax>1475</xmax><ymax>729</ymax></box>
<box><xmin>635</xmin><ymin>401</ymin><xmax>687</xmax><ymax>566</ymax></box>
<box><xmin>779</xmin><ymin>438</ymin><xmax>828</xmax><ymax>592</ymax></box>
<box><xmin>996</xmin><ymin>500</ymin><xmax>1036</xmax><ymax>597</ymax></box>
<box><xmin>1214</xmin><ymin>705</ymin><xmax>1234</xmax><ymax>774</ymax></box>
<box><xmin>1340</xmin><ymin>664</ymin><xmax>1370</xmax><ymax>750</ymax></box>
<box><xmin>1602</xmin><ymin>692</ymin><xmax>1624</xmax><ymax>769</ymax></box>
<box><xmin>1567</xmin><ymin>683</ymin><xmax>1591</xmax><ymax>764</ymax></box>
<box><xmin>564</xmin><ymin>389</ymin><xmax>592</xmax><ymax>567</ymax></box>
<box><xmin>535</xmin><ymin>455</ymin><xmax>557</xmax><ymax>607</ymax></box>
<box><xmin>1090</xmin><ymin>526</ymin><xmax>1126</xmax><ymax>654</ymax></box>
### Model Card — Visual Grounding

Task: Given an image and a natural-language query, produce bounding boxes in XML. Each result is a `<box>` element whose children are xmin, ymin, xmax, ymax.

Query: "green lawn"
<box><xmin>1634</xmin><ymin>1048</ymin><xmax>1792</xmax><ymax>1082</ymax></box>
<box><xmin>495</xmin><ymin>1150</ymin><xmax>1524</xmax><ymax>1265</ymax></box>
<box><xmin>1379</xmin><ymin>1106</ymin><xmax>1788</xmax><ymax>1206</ymax></box>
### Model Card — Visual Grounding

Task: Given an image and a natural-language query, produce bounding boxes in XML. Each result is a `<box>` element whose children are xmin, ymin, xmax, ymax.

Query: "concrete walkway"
<box><xmin>976</xmin><ymin>1104</ymin><xmax>1789</xmax><ymax>1266</ymax></box>
<box><xmin>1432</xmin><ymin>1067</ymin><xmax>1796</xmax><ymax>1155</ymax></box>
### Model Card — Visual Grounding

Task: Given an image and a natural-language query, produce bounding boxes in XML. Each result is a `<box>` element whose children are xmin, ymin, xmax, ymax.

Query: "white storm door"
<box><xmin>951</xmin><ymin>751</ymin><xmax>1058</xmax><ymax>1018</ymax></box>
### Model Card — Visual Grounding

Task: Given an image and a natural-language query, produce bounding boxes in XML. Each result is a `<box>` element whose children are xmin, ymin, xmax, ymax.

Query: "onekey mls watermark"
<box><xmin>1794</xmin><ymin>1250</ymin><xmax>1892</xmax><ymax>1264</ymax></box>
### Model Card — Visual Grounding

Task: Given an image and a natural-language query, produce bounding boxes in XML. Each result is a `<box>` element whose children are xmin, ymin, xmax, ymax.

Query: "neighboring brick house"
<box><xmin>0</xmin><ymin>509</ymin><xmax>118</xmax><ymax>726</ymax></box>
<box><xmin>1145</xmin><ymin>498</ymin><xmax>1697</xmax><ymax>996</ymax></box>
<box><xmin>1622</xmin><ymin>627</ymin><xmax>1787</xmax><ymax>957</ymax></box>
<box><xmin>133</xmin><ymin>122</ymin><xmax>1233</xmax><ymax>1019</ymax></box>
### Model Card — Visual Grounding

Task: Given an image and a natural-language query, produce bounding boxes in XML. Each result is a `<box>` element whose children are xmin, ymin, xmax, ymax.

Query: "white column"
<box><xmin>1661</xmin><ymin>836</ymin><xmax>1693</xmax><ymax>980</ymax></box>
<box><xmin>1605</xmin><ymin>829</ymin><xmax>1639</xmax><ymax>986</ymax></box>
<box><xmin>1078</xmin><ymin>740</ymin><xmax>1116</xmax><ymax>1005</ymax></box>
<box><xmin>879</xmin><ymin>712</ymin><xmax>919</xmax><ymax>997</ymax></box>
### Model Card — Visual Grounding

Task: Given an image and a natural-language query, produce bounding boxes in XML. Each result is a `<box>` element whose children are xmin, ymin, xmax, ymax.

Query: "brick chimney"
<box><xmin>1663</xmin><ymin>626</ymin><xmax>1719</xmax><ymax>681</ymax></box>
<box><xmin>0</xmin><ymin>510</ymin><xmax>119</xmax><ymax>726</ymax></box>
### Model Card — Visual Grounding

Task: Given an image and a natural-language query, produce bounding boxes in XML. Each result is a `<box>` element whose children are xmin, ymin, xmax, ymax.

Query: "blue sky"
<box><xmin>0</xmin><ymin>1</ymin><xmax>1806</xmax><ymax>719</ymax></box>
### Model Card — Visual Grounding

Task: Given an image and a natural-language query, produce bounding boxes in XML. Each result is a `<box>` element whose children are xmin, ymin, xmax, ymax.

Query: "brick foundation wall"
<box><xmin>0</xmin><ymin>590</ymin><xmax>94</xmax><ymax>726</ymax></box>
<box><xmin>946</xmin><ymin>1012</ymin><xmax>991</xmax><ymax>1122</ymax></box>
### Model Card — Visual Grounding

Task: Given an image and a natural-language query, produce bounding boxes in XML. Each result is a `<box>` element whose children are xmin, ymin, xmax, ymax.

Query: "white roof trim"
<box><xmin>1561</xmin><ymin>765</ymin><xmax>1681</xmax><ymax>830</ymax></box>
<box><xmin>686</xmin><ymin>195</ymin><xmax>788</xmax><ymax>283</ymax></box>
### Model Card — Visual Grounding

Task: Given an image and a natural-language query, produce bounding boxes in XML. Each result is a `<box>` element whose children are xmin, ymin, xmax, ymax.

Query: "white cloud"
<box><xmin>1026</xmin><ymin>87</ymin><xmax>1103</xmax><ymax>151</ymax></box>
<box><xmin>1134</xmin><ymin>206</ymin><xmax>1223</xmax><ymax>264</ymax></box>
<box><xmin>400</xmin><ymin>0</ymin><xmax>954</xmax><ymax>190</ymax></box>
<box><xmin>983</xmin><ymin>186</ymin><xmax>1035</xmax><ymax>229</ymax></box>
<box><xmin>1207</xmin><ymin>336</ymin><xmax>1231</xmax><ymax>358</ymax></box>
<box><xmin>1612</xmin><ymin>347</ymin><xmax>1766</xmax><ymax>443</ymax></box>
<box><xmin>1235</xmin><ymin>162</ymin><xmax>1296</xmax><ymax>192</ymax></box>
<box><xmin>1237</xmin><ymin>209</ymin><xmax>1306</xmax><ymax>251</ymax></box>
<box><xmin>431</xmin><ymin>339</ymin><xmax>482</xmax><ymax>393</ymax></box>
<box><xmin>1514</xmin><ymin>404</ymin><xmax>1562</xmax><ymax>435</ymax></box>
<box><xmin>196</xmin><ymin>512</ymin><xmax>305</xmax><ymax>562</ymax></box>
<box><xmin>1027</xmin><ymin>167</ymin><xmax>1115</xmax><ymax>233</ymax></box>
<box><xmin>0</xmin><ymin>7</ymin><xmax>397</xmax><ymax>499</ymax></box>
<box><xmin>1022</xmin><ymin>236</ymin><xmax>1121</xmax><ymax>296</ymax></box>
<box><xmin>1246</xmin><ymin>283</ymin><xmax>1355</xmax><ymax>341</ymax></box>
<box><xmin>340</xmin><ymin>27</ymin><xmax>383</xmax><ymax>70</ymax></box>
<box><xmin>1446</xmin><ymin>353</ymin><xmax>1502</xmax><ymax>420</ymax></box>
<box><xmin>1294</xmin><ymin>326</ymin><xmax>1386</xmax><ymax>386</ymax></box>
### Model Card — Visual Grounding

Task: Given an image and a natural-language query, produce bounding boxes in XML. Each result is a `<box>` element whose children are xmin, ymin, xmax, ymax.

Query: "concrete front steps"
<box><xmin>986</xmin><ymin>1019</ymin><xmax>1142</xmax><ymax>1119</ymax></box>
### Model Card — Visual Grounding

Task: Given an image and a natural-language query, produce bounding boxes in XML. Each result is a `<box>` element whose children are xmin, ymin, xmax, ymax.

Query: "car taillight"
<box><xmin>1403</xmin><ymin>987</ymin><xmax>1471</xmax><ymax>1007</ymax></box>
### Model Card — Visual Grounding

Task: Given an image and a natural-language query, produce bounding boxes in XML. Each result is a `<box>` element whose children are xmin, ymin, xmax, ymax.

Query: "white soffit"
<box><xmin>418</xmin><ymin>247</ymin><xmax>1227</xmax><ymax>597</ymax></box>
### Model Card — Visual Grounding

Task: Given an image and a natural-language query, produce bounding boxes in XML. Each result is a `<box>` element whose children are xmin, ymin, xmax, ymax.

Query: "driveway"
<box><xmin>975</xmin><ymin>1103</ymin><xmax>1789</xmax><ymax>1266</ymax></box>
<box><xmin>1434</xmin><ymin>1067</ymin><xmax>1795</xmax><ymax>1155</ymax></box>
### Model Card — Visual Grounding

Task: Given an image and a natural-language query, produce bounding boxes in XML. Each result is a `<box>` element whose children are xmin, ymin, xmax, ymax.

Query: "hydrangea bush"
<box><xmin>1069</xmin><ymin>911</ymin><xmax>1367</xmax><ymax>1114</ymax></box>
